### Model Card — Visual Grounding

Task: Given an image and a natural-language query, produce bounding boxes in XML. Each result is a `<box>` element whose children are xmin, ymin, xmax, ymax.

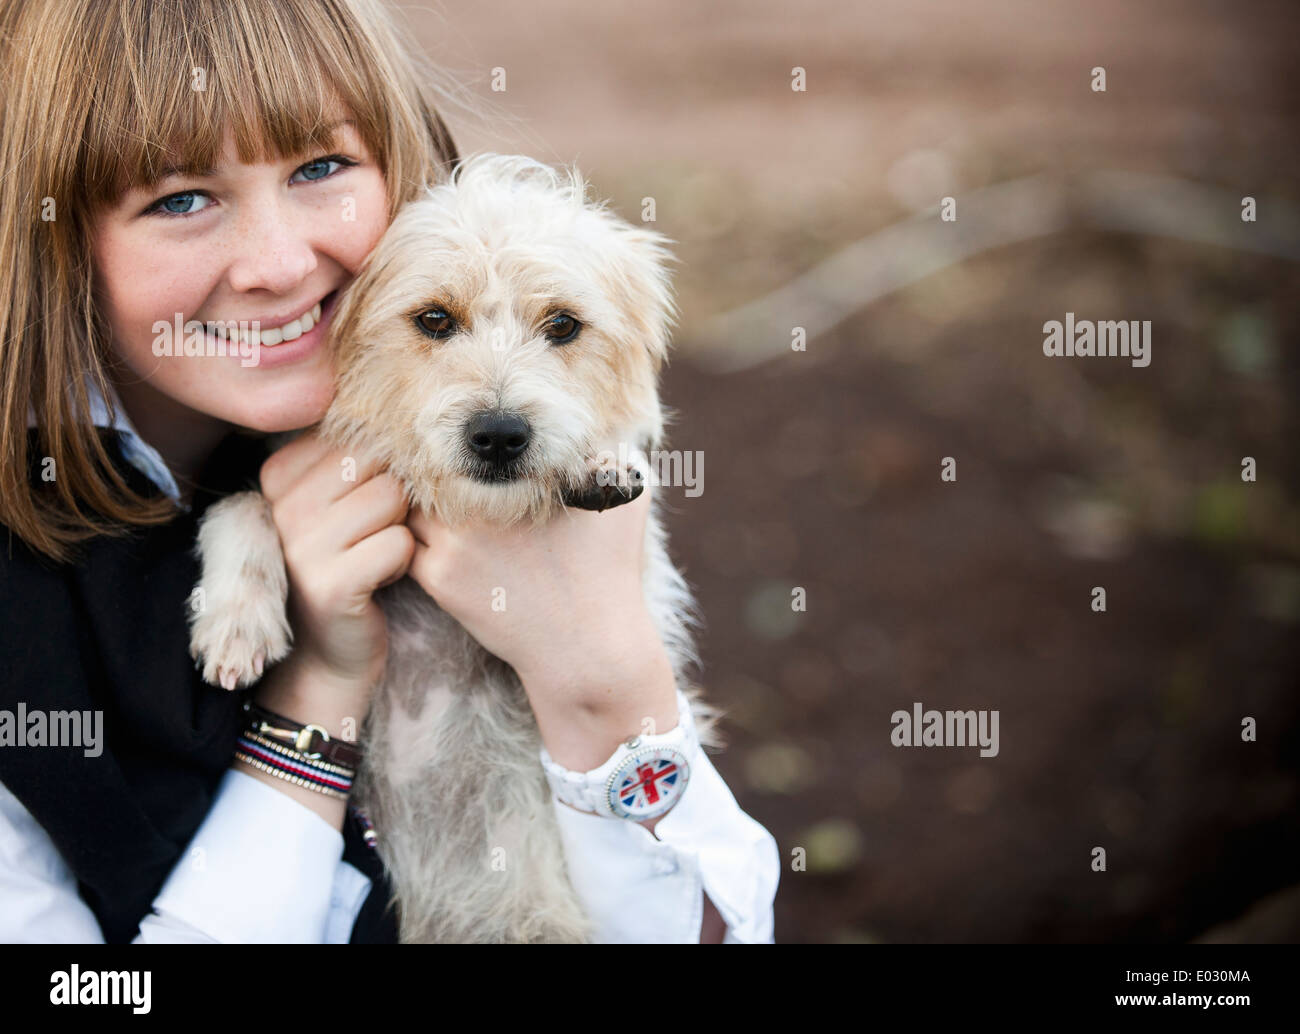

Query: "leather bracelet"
<box><xmin>241</xmin><ymin>699</ymin><xmax>364</xmax><ymax>769</ymax></box>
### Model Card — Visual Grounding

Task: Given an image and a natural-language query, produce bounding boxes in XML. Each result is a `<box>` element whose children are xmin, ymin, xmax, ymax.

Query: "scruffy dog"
<box><xmin>188</xmin><ymin>155</ymin><xmax>720</xmax><ymax>943</ymax></box>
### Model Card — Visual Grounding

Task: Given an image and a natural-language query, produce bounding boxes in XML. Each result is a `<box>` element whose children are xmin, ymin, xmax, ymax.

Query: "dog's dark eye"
<box><xmin>415</xmin><ymin>309</ymin><xmax>457</xmax><ymax>339</ymax></box>
<box><xmin>544</xmin><ymin>314</ymin><xmax>581</xmax><ymax>344</ymax></box>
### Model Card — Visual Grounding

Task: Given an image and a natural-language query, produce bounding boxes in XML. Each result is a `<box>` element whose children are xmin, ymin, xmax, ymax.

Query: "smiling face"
<box><xmin>90</xmin><ymin>119</ymin><xmax>390</xmax><ymax>438</ymax></box>
<box><xmin>320</xmin><ymin>155</ymin><xmax>678</xmax><ymax>525</ymax></box>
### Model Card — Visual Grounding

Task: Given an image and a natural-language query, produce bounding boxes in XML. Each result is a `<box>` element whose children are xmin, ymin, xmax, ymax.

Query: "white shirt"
<box><xmin>4</xmin><ymin>381</ymin><xmax>780</xmax><ymax>943</ymax></box>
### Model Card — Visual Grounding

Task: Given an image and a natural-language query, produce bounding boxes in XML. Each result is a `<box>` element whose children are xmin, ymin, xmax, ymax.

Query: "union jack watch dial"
<box><xmin>606</xmin><ymin>746</ymin><xmax>691</xmax><ymax>820</ymax></box>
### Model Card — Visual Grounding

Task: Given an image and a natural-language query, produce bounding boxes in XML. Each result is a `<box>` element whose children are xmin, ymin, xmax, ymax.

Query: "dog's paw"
<box><xmin>188</xmin><ymin>590</ymin><xmax>292</xmax><ymax>691</ymax></box>
<box><xmin>563</xmin><ymin>452</ymin><xmax>646</xmax><ymax>512</ymax></box>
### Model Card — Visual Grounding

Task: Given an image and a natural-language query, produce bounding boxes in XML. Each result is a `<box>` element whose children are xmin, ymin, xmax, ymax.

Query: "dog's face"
<box><xmin>320</xmin><ymin>155</ymin><xmax>676</xmax><ymax>525</ymax></box>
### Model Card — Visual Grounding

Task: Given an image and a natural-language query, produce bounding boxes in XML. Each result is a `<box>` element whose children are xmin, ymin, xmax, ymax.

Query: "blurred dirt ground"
<box><xmin>662</xmin><ymin>236</ymin><xmax>1299</xmax><ymax>943</ymax></box>
<box><xmin>404</xmin><ymin>0</ymin><xmax>1300</xmax><ymax>940</ymax></box>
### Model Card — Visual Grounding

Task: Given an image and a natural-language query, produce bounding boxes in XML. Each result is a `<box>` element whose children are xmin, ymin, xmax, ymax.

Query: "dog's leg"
<box><xmin>187</xmin><ymin>491</ymin><xmax>292</xmax><ymax>690</ymax></box>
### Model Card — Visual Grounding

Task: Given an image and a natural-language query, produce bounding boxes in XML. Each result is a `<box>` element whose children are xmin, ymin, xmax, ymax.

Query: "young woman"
<box><xmin>0</xmin><ymin>0</ymin><xmax>778</xmax><ymax>942</ymax></box>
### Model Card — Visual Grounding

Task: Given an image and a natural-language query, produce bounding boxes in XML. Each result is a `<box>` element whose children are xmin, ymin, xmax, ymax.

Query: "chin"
<box><xmin>227</xmin><ymin>372</ymin><xmax>336</xmax><ymax>434</ymax></box>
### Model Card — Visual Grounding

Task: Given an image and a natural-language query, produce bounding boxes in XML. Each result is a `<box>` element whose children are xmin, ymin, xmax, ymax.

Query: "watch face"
<box><xmin>606</xmin><ymin>747</ymin><xmax>691</xmax><ymax>820</ymax></box>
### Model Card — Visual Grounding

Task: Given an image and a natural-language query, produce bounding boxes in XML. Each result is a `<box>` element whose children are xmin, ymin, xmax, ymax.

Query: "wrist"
<box><xmin>256</xmin><ymin>652</ymin><xmax>373</xmax><ymax>742</ymax></box>
<box><xmin>526</xmin><ymin>638</ymin><xmax>680</xmax><ymax>772</ymax></box>
<box><xmin>541</xmin><ymin>684</ymin><xmax>698</xmax><ymax>821</ymax></box>
<box><xmin>516</xmin><ymin>606</ymin><xmax>671</xmax><ymax>707</ymax></box>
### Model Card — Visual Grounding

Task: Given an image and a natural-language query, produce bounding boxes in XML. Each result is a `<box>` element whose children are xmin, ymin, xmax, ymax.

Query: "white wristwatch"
<box><xmin>540</xmin><ymin>689</ymin><xmax>698</xmax><ymax>820</ymax></box>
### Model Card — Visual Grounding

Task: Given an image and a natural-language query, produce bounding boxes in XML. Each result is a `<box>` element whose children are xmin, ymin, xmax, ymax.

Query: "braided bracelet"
<box><xmin>234</xmin><ymin>730</ymin><xmax>355</xmax><ymax>799</ymax></box>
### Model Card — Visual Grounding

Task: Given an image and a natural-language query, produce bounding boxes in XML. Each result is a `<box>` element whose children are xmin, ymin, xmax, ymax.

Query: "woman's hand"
<box><xmin>407</xmin><ymin>487</ymin><xmax>679</xmax><ymax>771</ymax></box>
<box><xmin>254</xmin><ymin>432</ymin><xmax>414</xmax><ymax>731</ymax></box>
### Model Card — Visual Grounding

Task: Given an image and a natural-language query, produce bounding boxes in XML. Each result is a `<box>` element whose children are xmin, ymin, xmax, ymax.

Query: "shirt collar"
<box><xmin>27</xmin><ymin>377</ymin><xmax>186</xmax><ymax>510</ymax></box>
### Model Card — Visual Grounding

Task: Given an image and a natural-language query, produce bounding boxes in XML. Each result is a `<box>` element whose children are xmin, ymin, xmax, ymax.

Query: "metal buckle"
<box><xmin>294</xmin><ymin>724</ymin><xmax>330</xmax><ymax>758</ymax></box>
<box><xmin>254</xmin><ymin>720</ymin><xmax>332</xmax><ymax>759</ymax></box>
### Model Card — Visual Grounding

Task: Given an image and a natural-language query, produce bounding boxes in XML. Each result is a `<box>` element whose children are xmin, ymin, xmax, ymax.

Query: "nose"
<box><xmin>465</xmin><ymin>411</ymin><xmax>531</xmax><ymax>467</ymax></box>
<box><xmin>225</xmin><ymin>199</ymin><xmax>318</xmax><ymax>295</ymax></box>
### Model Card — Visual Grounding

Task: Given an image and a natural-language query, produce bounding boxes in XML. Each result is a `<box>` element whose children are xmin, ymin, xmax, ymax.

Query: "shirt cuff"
<box><xmin>551</xmin><ymin>748</ymin><xmax>779</xmax><ymax>943</ymax></box>
<box><xmin>147</xmin><ymin>768</ymin><xmax>358</xmax><ymax>943</ymax></box>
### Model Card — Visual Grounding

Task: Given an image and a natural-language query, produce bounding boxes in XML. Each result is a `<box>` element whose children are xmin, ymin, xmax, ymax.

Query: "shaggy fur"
<box><xmin>188</xmin><ymin>154</ymin><xmax>721</xmax><ymax>942</ymax></box>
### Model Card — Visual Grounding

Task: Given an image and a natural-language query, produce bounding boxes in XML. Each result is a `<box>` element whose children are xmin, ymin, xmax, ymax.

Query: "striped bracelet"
<box><xmin>241</xmin><ymin>729</ymin><xmax>357</xmax><ymax>777</ymax></box>
<box><xmin>235</xmin><ymin>730</ymin><xmax>355</xmax><ymax>798</ymax></box>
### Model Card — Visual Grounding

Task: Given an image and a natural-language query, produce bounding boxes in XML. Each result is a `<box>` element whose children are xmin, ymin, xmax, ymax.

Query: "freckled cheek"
<box><xmin>334</xmin><ymin>173</ymin><xmax>392</xmax><ymax>273</ymax></box>
<box><xmin>98</xmin><ymin>269</ymin><xmax>210</xmax><ymax>369</ymax></box>
<box><xmin>94</xmin><ymin>230</ymin><xmax>208</xmax><ymax>344</ymax></box>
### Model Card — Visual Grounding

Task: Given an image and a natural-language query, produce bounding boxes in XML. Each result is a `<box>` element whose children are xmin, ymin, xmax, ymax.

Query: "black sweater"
<box><xmin>0</xmin><ymin>427</ymin><xmax>398</xmax><ymax>943</ymax></box>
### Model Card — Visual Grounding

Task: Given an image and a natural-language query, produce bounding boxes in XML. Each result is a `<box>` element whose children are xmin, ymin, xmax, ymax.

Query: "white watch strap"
<box><xmin>540</xmin><ymin>688</ymin><xmax>699</xmax><ymax>820</ymax></box>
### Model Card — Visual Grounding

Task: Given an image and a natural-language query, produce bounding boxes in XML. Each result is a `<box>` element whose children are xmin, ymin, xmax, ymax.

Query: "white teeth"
<box><xmin>206</xmin><ymin>296</ymin><xmax>328</xmax><ymax>347</ymax></box>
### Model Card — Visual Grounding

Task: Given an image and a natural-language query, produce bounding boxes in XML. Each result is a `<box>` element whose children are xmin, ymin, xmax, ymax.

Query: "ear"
<box><xmin>603</xmin><ymin>220</ymin><xmax>679</xmax><ymax>375</ymax></box>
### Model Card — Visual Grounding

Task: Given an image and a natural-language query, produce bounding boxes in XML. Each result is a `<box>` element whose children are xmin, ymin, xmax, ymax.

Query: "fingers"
<box><xmin>406</xmin><ymin>506</ymin><xmax>446</xmax><ymax>547</ymax></box>
<box><xmin>407</xmin><ymin>536</ymin><xmax>450</xmax><ymax>610</ymax></box>
<box><xmin>327</xmin><ymin>472</ymin><xmax>410</xmax><ymax>550</ymax></box>
<box><xmin>261</xmin><ymin>434</ymin><xmax>388</xmax><ymax>506</ymax></box>
<box><xmin>259</xmin><ymin>433</ymin><xmax>330</xmax><ymax>500</ymax></box>
<box><xmin>406</xmin><ymin>512</ymin><xmax>447</xmax><ymax>596</ymax></box>
<box><xmin>346</xmin><ymin>524</ymin><xmax>416</xmax><ymax>596</ymax></box>
<box><xmin>295</xmin><ymin>447</ymin><xmax>390</xmax><ymax>509</ymax></box>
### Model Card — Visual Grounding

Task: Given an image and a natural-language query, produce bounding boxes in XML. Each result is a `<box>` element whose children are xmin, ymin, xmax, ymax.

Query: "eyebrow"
<box><xmin>150</xmin><ymin>119</ymin><xmax>356</xmax><ymax>182</ymax></box>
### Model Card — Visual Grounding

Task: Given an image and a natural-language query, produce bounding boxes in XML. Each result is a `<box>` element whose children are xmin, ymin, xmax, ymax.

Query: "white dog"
<box><xmin>188</xmin><ymin>154</ymin><xmax>721</xmax><ymax>942</ymax></box>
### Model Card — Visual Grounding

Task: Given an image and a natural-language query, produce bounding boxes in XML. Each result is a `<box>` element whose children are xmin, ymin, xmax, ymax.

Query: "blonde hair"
<box><xmin>0</xmin><ymin>0</ymin><xmax>460</xmax><ymax>562</ymax></box>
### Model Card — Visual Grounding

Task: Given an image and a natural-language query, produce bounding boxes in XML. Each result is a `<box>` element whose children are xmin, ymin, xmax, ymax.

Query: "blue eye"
<box><xmin>291</xmin><ymin>155</ymin><xmax>357</xmax><ymax>184</ymax></box>
<box><xmin>143</xmin><ymin>154</ymin><xmax>358</xmax><ymax>218</ymax></box>
<box><xmin>151</xmin><ymin>192</ymin><xmax>210</xmax><ymax>216</ymax></box>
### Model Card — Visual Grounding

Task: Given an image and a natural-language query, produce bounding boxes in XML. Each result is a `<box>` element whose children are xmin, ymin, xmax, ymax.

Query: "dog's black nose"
<box><xmin>465</xmin><ymin>411</ymin><xmax>531</xmax><ymax>467</ymax></box>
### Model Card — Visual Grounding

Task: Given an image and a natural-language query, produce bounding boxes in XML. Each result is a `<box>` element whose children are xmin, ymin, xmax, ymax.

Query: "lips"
<box><xmin>197</xmin><ymin>288</ymin><xmax>342</xmax><ymax>370</ymax></box>
<box><xmin>207</xmin><ymin>290</ymin><xmax>338</xmax><ymax>347</ymax></box>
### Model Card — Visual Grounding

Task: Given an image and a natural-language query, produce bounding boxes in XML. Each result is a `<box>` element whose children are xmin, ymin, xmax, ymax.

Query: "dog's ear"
<box><xmin>601</xmin><ymin>219</ymin><xmax>678</xmax><ymax>375</ymax></box>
